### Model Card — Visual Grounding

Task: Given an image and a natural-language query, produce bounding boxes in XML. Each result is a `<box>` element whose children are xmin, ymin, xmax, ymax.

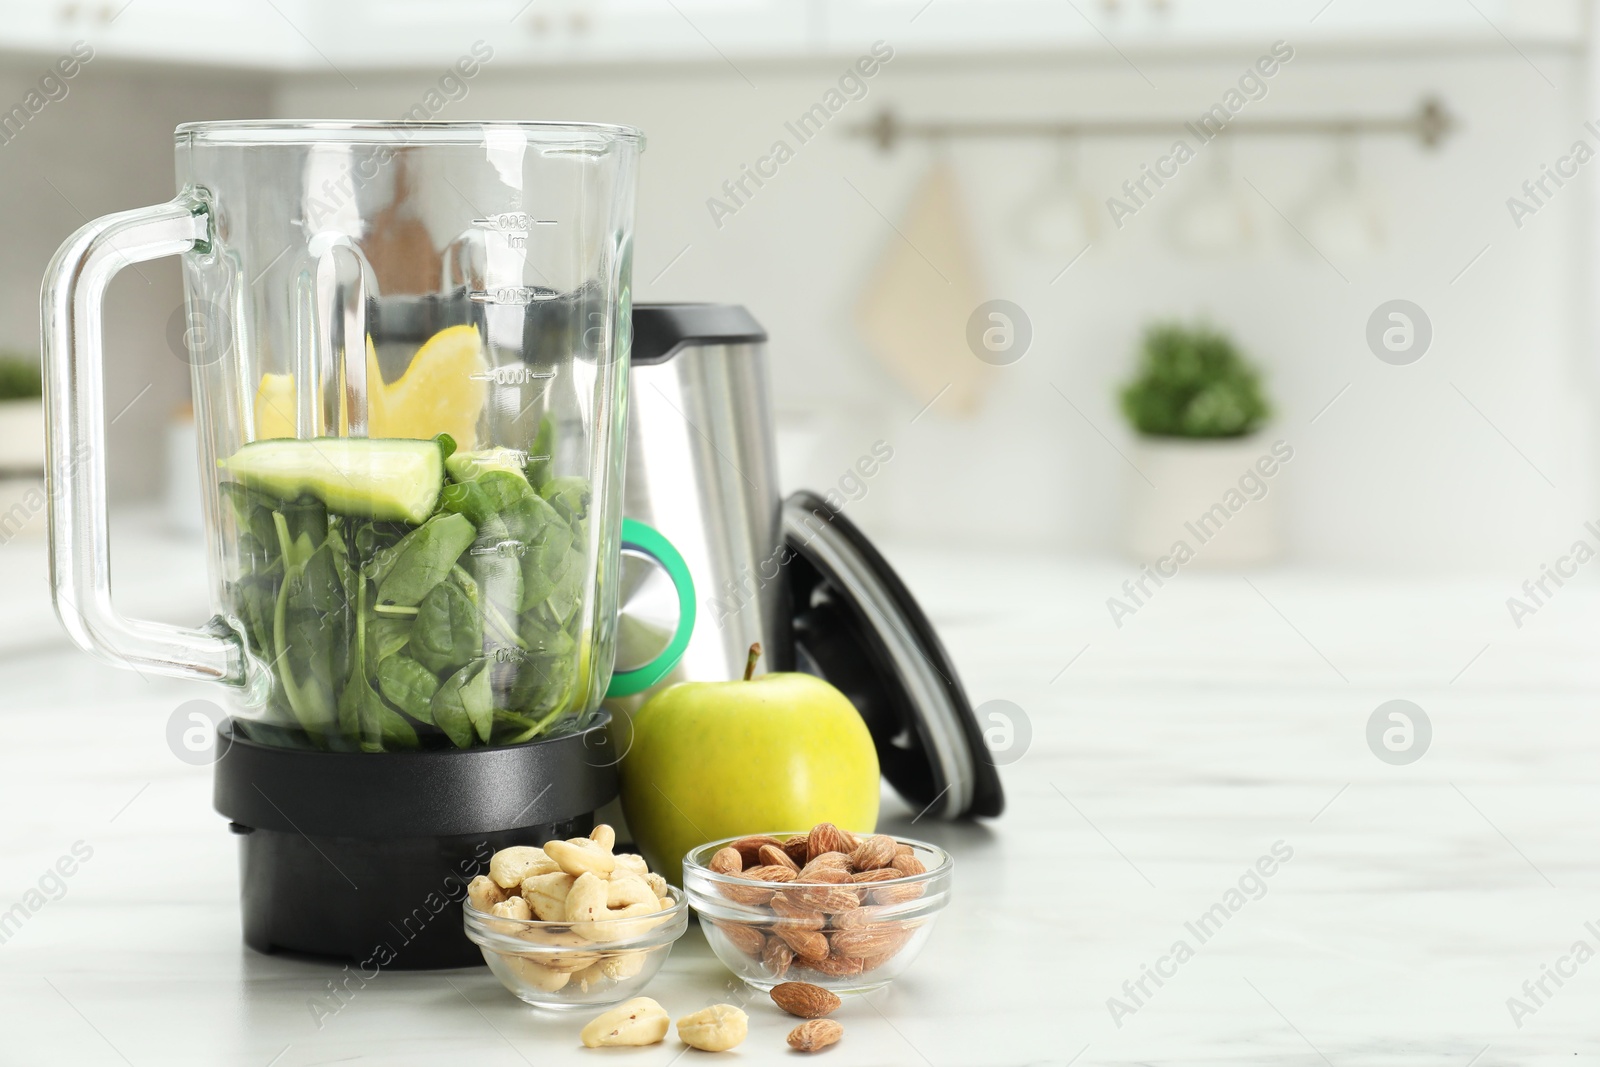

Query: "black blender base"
<box><xmin>214</xmin><ymin>717</ymin><xmax>620</xmax><ymax>970</ymax></box>
<box><xmin>233</xmin><ymin>821</ymin><xmax>589</xmax><ymax>970</ymax></box>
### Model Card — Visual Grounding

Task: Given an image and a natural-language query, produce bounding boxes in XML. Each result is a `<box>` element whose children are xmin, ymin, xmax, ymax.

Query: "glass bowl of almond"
<box><xmin>681</xmin><ymin>823</ymin><xmax>952</xmax><ymax>995</ymax></box>
<box><xmin>463</xmin><ymin>825</ymin><xmax>690</xmax><ymax>1010</ymax></box>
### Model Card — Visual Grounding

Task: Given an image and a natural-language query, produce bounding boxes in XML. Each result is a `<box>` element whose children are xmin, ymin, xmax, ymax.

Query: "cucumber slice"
<box><xmin>221</xmin><ymin>438</ymin><xmax>445</xmax><ymax>524</ymax></box>
<box><xmin>446</xmin><ymin>447</ymin><xmax>530</xmax><ymax>485</ymax></box>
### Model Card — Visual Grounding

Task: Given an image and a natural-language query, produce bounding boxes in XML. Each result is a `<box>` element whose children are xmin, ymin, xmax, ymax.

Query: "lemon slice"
<box><xmin>251</xmin><ymin>325</ymin><xmax>487</xmax><ymax>447</ymax></box>
<box><xmin>376</xmin><ymin>324</ymin><xmax>488</xmax><ymax>449</ymax></box>
<box><xmin>254</xmin><ymin>372</ymin><xmax>298</xmax><ymax>441</ymax></box>
<box><xmin>253</xmin><ymin>340</ymin><xmax>388</xmax><ymax>441</ymax></box>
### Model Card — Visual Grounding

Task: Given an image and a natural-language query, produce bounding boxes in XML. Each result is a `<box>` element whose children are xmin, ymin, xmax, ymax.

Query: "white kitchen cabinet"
<box><xmin>0</xmin><ymin>0</ymin><xmax>1582</xmax><ymax>72</ymax></box>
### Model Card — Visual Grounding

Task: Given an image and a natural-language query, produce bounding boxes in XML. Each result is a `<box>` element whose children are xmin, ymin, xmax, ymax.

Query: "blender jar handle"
<box><xmin>41</xmin><ymin>195</ymin><xmax>251</xmax><ymax>689</ymax></box>
<box><xmin>605</xmin><ymin>518</ymin><xmax>697</xmax><ymax>698</ymax></box>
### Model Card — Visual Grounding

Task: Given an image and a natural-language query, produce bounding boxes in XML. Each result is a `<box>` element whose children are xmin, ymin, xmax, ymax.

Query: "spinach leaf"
<box><xmin>410</xmin><ymin>579</ymin><xmax>481</xmax><ymax>674</ymax></box>
<box><xmin>439</xmin><ymin>480</ymin><xmax>496</xmax><ymax>526</ymax></box>
<box><xmin>524</xmin><ymin>416</ymin><xmax>554</xmax><ymax>492</ymax></box>
<box><xmin>340</xmin><ymin>665</ymin><xmax>419</xmax><ymax>752</ymax></box>
<box><xmin>432</xmin><ymin>660</ymin><xmax>493</xmax><ymax>748</ymax></box>
<box><xmin>377</xmin><ymin>654</ymin><xmax>440</xmax><ymax>724</ymax></box>
<box><xmin>542</xmin><ymin>476</ymin><xmax>590</xmax><ymax>523</ymax></box>
<box><xmin>366</xmin><ymin>615</ymin><xmax>413</xmax><ymax>673</ymax></box>
<box><xmin>374</xmin><ymin>512</ymin><xmax>476</xmax><ymax>607</ymax></box>
<box><xmin>271</xmin><ymin>521</ymin><xmax>340</xmax><ymax>743</ymax></box>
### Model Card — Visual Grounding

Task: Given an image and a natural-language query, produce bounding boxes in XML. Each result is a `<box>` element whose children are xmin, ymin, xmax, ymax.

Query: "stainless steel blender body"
<box><xmin>608</xmin><ymin>304</ymin><xmax>788</xmax><ymax>717</ymax></box>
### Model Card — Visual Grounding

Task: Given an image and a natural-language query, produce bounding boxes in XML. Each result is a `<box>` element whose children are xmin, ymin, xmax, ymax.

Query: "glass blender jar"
<box><xmin>41</xmin><ymin>121</ymin><xmax>694</xmax><ymax>967</ymax></box>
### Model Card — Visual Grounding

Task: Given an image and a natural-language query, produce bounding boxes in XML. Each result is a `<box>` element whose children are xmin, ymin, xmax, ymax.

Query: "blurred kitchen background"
<box><xmin>0</xmin><ymin>0</ymin><xmax>1595</xmax><ymax>579</ymax></box>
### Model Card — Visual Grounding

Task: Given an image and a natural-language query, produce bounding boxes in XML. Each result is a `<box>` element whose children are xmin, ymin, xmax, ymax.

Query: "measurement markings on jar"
<box><xmin>471</xmin><ymin>539</ymin><xmax>530</xmax><ymax>559</ymax></box>
<box><xmin>472</xmin><ymin>214</ymin><xmax>557</xmax><ymax>230</ymax></box>
<box><xmin>472</xmin><ymin>214</ymin><xmax>555</xmax><ymax>249</ymax></box>
<box><xmin>469</xmin><ymin>366</ymin><xmax>556</xmax><ymax>385</ymax></box>
<box><xmin>469</xmin><ymin>286</ymin><xmax>547</xmax><ymax>306</ymax></box>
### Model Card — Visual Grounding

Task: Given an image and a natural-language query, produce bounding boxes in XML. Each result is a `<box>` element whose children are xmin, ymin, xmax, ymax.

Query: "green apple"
<box><xmin>619</xmin><ymin>653</ymin><xmax>880</xmax><ymax>883</ymax></box>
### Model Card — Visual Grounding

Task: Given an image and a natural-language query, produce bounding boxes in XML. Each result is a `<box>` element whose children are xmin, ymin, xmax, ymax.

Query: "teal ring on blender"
<box><xmin>606</xmin><ymin>518</ymin><xmax>696</xmax><ymax>698</ymax></box>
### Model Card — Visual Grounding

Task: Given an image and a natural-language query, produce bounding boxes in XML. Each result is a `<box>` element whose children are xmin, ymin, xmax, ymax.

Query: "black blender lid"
<box><xmin>783</xmin><ymin>492</ymin><xmax>1003</xmax><ymax>820</ymax></box>
<box><xmin>631</xmin><ymin>303</ymin><xmax>767</xmax><ymax>365</ymax></box>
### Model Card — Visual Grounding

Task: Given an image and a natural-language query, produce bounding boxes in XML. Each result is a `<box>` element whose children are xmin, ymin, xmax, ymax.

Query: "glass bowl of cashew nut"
<box><xmin>463</xmin><ymin>825</ymin><xmax>689</xmax><ymax>1010</ymax></box>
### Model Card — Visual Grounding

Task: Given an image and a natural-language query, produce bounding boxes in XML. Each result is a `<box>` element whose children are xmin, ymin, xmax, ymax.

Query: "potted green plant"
<box><xmin>0</xmin><ymin>354</ymin><xmax>43</xmax><ymax>472</ymax></box>
<box><xmin>1118</xmin><ymin>323</ymin><xmax>1281</xmax><ymax>566</ymax></box>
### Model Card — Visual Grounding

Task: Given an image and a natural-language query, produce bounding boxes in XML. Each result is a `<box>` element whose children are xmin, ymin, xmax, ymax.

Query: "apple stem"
<box><xmin>743</xmin><ymin>642</ymin><xmax>762</xmax><ymax>681</ymax></box>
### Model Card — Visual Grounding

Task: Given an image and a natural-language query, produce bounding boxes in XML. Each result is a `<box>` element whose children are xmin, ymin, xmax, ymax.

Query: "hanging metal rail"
<box><xmin>849</xmin><ymin>97</ymin><xmax>1455</xmax><ymax>152</ymax></box>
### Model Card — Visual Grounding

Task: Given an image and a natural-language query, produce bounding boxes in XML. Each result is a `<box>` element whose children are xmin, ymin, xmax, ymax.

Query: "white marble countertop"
<box><xmin>0</xmin><ymin>518</ymin><xmax>1596</xmax><ymax>1065</ymax></box>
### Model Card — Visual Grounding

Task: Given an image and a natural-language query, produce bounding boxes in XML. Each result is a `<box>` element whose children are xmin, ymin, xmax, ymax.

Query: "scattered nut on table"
<box><xmin>675</xmin><ymin>1003</ymin><xmax>749</xmax><ymax>1052</ymax></box>
<box><xmin>788</xmin><ymin>1018</ymin><xmax>844</xmax><ymax>1053</ymax></box>
<box><xmin>580</xmin><ymin>997</ymin><xmax>669</xmax><ymax>1047</ymax></box>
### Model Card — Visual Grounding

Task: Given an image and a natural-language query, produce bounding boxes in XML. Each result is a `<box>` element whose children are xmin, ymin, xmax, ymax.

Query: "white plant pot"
<box><xmin>1125</xmin><ymin>434</ymin><xmax>1285</xmax><ymax>567</ymax></box>
<box><xmin>0</xmin><ymin>400</ymin><xmax>44</xmax><ymax>471</ymax></box>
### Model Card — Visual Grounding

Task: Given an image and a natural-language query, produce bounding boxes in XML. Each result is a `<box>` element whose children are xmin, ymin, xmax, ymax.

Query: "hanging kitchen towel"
<box><xmin>855</xmin><ymin>159</ymin><xmax>989</xmax><ymax>417</ymax></box>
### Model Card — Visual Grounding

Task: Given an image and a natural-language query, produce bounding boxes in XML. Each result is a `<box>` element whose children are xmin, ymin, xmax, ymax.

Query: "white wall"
<box><xmin>274</xmin><ymin>42</ymin><xmax>1599</xmax><ymax>572</ymax></box>
<box><xmin>8</xmin><ymin>38</ymin><xmax>1578</xmax><ymax>569</ymax></box>
<box><xmin>0</xmin><ymin>55</ymin><xmax>271</xmax><ymax>500</ymax></box>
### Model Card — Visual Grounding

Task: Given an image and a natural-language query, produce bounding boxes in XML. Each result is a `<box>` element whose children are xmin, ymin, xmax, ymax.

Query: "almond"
<box><xmin>890</xmin><ymin>852</ymin><xmax>927</xmax><ymax>877</ymax></box>
<box><xmin>720</xmin><ymin>882</ymin><xmax>779</xmax><ymax>907</ymax></box>
<box><xmin>800</xmin><ymin>852</ymin><xmax>852</xmax><ymax>877</ymax></box>
<box><xmin>762</xmin><ymin>935</ymin><xmax>795</xmax><ymax>977</ymax></box>
<box><xmin>851</xmin><ymin>868</ymin><xmax>900</xmax><ymax>884</ymax></box>
<box><xmin>708</xmin><ymin>846</ymin><xmax>743</xmax><ymax>875</ymax></box>
<box><xmin>777</xmin><ymin>926</ymin><xmax>830</xmax><ymax>961</ymax></box>
<box><xmin>871</xmin><ymin>881</ymin><xmax>926</xmax><ymax>906</ymax></box>
<box><xmin>730</xmin><ymin>835</ymin><xmax>783</xmax><ymax>867</ymax></box>
<box><xmin>833</xmin><ymin>921</ymin><xmax>916</xmax><ymax>961</ymax></box>
<box><xmin>788</xmin><ymin>1019</ymin><xmax>844</xmax><ymax>1053</ymax></box>
<box><xmin>785</xmin><ymin>867</ymin><xmax>851</xmax><ymax>910</ymax></box>
<box><xmin>806</xmin><ymin>823</ymin><xmax>855</xmax><ymax>862</ymax></box>
<box><xmin>782</xmin><ymin>835</ymin><xmax>811</xmax><ymax>865</ymax></box>
<box><xmin>850</xmin><ymin>834</ymin><xmax>897</xmax><ymax>871</ymax></box>
<box><xmin>771</xmin><ymin>981</ymin><xmax>841</xmax><ymax>1019</ymax></box>
<box><xmin>758</xmin><ymin>843</ymin><xmax>800</xmax><ymax>872</ymax></box>
<box><xmin>714</xmin><ymin>920</ymin><xmax>767</xmax><ymax>958</ymax></box>
<box><xmin>769</xmin><ymin>894</ymin><xmax>826</xmax><ymax>929</ymax></box>
<box><xmin>806</xmin><ymin>954</ymin><xmax>865</xmax><ymax>977</ymax></box>
<box><xmin>894</xmin><ymin>843</ymin><xmax>914</xmax><ymax>862</ymax></box>
<box><xmin>815</xmin><ymin>886</ymin><xmax>861</xmax><ymax>913</ymax></box>
<box><xmin>856</xmin><ymin>949</ymin><xmax>901</xmax><ymax>973</ymax></box>
<box><xmin>720</xmin><ymin>864</ymin><xmax>794</xmax><ymax>906</ymax></box>
<box><xmin>831</xmin><ymin>905</ymin><xmax>883</xmax><ymax>930</ymax></box>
